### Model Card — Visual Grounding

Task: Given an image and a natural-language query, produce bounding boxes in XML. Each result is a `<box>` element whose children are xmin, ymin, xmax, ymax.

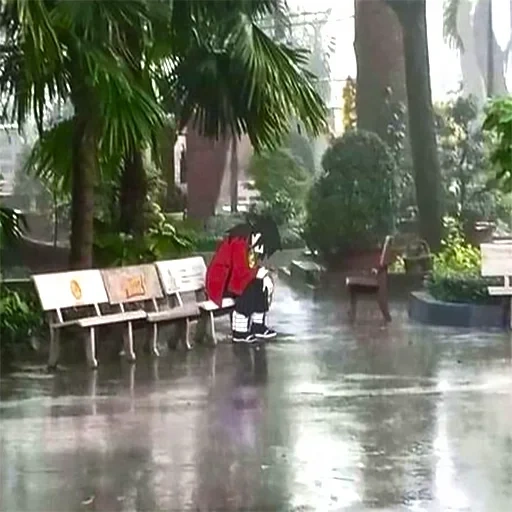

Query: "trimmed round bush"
<box><xmin>303</xmin><ymin>130</ymin><xmax>397</xmax><ymax>258</ymax></box>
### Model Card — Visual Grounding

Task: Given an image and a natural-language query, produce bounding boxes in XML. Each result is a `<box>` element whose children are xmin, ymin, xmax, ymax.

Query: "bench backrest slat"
<box><xmin>155</xmin><ymin>257</ymin><xmax>207</xmax><ymax>295</ymax></box>
<box><xmin>379</xmin><ymin>235</ymin><xmax>394</xmax><ymax>268</ymax></box>
<box><xmin>101</xmin><ymin>264</ymin><xmax>164</xmax><ymax>304</ymax></box>
<box><xmin>32</xmin><ymin>269</ymin><xmax>108</xmax><ymax>311</ymax></box>
<box><xmin>480</xmin><ymin>243</ymin><xmax>512</xmax><ymax>277</ymax></box>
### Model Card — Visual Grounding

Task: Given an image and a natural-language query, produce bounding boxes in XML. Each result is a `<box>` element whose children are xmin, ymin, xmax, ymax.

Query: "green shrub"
<box><xmin>94</xmin><ymin>204</ymin><xmax>194</xmax><ymax>267</ymax></box>
<box><xmin>0</xmin><ymin>286</ymin><xmax>43</xmax><ymax>357</ymax></box>
<box><xmin>425</xmin><ymin>217</ymin><xmax>501</xmax><ymax>304</ymax></box>
<box><xmin>303</xmin><ymin>130</ymin><xmax>397</xmax><ymax>258</ymax></box>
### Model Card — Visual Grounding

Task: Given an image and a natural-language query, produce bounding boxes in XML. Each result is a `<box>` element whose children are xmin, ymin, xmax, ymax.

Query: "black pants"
<box><xmin>227</xmin><ymin>278</ymin><xmax>270</xmax><ymax>317</ymax></box>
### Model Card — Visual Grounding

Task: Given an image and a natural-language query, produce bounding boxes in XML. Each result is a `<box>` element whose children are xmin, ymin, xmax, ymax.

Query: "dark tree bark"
<box><xmin>386</xmin><ymin>0</ymin><xmax>443</xmax><ymax>250</ymax></box>
<box><xmin>354</xmin><ymin>0</ymin><xmax>407</xmax><ymax>140</ymax></box>
<box><xmin>69</xmin><ymin>115</ymin><xmax>96</xmax><ymax>269</ymax></box>
<box><xmin>230</xmin><ymin>135</ymin><xmax>238</xmax><ymax>213</ymax></box>
<box><xmin>118</xmin><ymin>25</ymin><xmax>149</xmax><ymax>237</ymax></box>
<box><xmin>119</xmin><ymin>149</ymin><xmax>147</xmax><ymax>236</ymax></box>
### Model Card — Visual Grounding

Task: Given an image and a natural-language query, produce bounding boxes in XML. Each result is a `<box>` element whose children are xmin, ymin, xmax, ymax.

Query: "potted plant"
<box><xmin>302</xmin><ymin>130</ymin><xmax>397</xmax><ymax>270</ymax></box>
<box><xmin>403</xmin><ymin>238</ymin><xmax>432</xmax><ymax>275</ymax></box>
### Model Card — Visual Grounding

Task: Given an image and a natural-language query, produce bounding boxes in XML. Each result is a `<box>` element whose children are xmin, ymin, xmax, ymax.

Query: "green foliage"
<box><xmin>0</xmin><ymin>206</ymin><xmax>28</xmax><ymax>248</ymax></box>
<box><xmin>303</xmin><ymin>130</ymin><xmax>397</xmax><ymax>258</ymax></box>
<box><xmin>247</xmin><ymin>147</ymin><xmax>311</xmax><ymax>226</ymax></box>
<box><xmin>425</xmin><ymin>217</ymin><xmax>500</xmax><ymax>304</ymax></box>
<box><xmin>0</xmin><ymin>286</ymin><xmax>43</xmax><ymax>356</ymax></box>
<box><xmin>93</xmin><ymin>204</ymin><xmax>194</xmax><ymax>267</ymax></box>
<box><xmin>436</xmin><ymin>96</ymin><xmax>507</xmax><ymax>224</ymax></box>
<box><xmin>482</xmin><ymin>96</ymin><xmax>512</xmax><ymax>193</ymax></box>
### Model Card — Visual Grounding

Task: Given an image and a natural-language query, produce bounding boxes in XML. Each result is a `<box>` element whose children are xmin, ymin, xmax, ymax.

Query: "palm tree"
<box><xmin>1</xmin><ymin>0</ymin><xmax>327</xmax><ymax>266</ymax></box>
<box><xmin>1</xmin><ymin>0</ymin><xmax>165</xmax><ymax>268</ymax></box>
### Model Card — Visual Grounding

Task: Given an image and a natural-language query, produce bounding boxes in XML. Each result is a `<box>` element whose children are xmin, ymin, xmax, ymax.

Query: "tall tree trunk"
<box><xmin>119</xmin><ymin>149</ymin><xmax>147</xmax><ymax>236</ymax></box>
<box><xmin>387</xmin><ymin>0</ymin><xmax>443</xmax><ymax>250</ymax></box>
<box><xmin>474</xmin><ymin>0</ymin><xmax>508</xmax><ymax>96</ymax></box>
<box><xmin>354</xmin><ymin>0</ymin><xmax>407</xmax><ymax>140</ymax></box>
<box><xmin>230</xmin><ymin>135</ymin><xmax>238</xmax><ymax>214</ymax></box>
<box><xmin>118</xmin><ymin>25</ymin><xmax>148</xmax><ymax>236</ymax></box>
<box><xmin>69</xmin><ymin>116</ymin><xmax>96</xmax><ymax>269</ymax></box>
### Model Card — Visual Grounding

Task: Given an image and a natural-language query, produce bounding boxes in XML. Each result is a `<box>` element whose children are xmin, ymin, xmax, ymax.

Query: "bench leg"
<box><xmin>85</xmin><ymin>327</ymin><xmax>99</xmax><ymax>369</ymax></box>
<box><xmin>123</xmin><ymin>322</ymin><xmax>136</xmax><ymax>363</ymax></box>
<box><xmin>195</xmin><ymin>313</ymin><xmax>207</xmax><ymax>345</ymax></box>
<box><xmin>348</xmin><ymin>288</ymin><xmax>357</xmax><ymax>323</ymax></box>
<box><xmin>149</xmin><ymin>324</ymin><xmax>160</xmax><ymax>357</ymax></box>
<box><xmin>87</xmin><ymin>370</ymin><xmax>98</xmax><ymax>415</ymax></box>
<box><xmin>196</xmin><ymin>311</ymin><xmax>217</xmax><ymax>346</ymax></box>
<box><xmin>177</xmin><ymin>319</ymin><xmax>192</xmax><ymax>350</ymax></box>
<box><xmin>377</xmin><ymin>287</ymin><xmax>392</xmax><ymax>322</ymax></box>
<box><xmin>48</xmin><ymin>327</ymin><xmax>60</xmax><ymax>370</ymax></box>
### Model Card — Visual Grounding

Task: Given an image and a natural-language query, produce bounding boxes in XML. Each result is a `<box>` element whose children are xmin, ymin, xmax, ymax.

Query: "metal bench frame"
<box><xmin>32</xmin><ymin>269</ymin><xmax>147</xmax><ymax>370</ymax></box>
<box><xmin>153</xmin><ymin>257</ymin><xmax>235</xmax><ymax>348</ymax></box>
<box><xmin>100</xmin><ymin>264</ymin><xmax>165</xmax><ymax>361</ymax></box>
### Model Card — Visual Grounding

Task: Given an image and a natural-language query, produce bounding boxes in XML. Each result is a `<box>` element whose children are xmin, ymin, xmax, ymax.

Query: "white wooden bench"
<box><xmin>153</xmin><ymin>256</ymin><xmax>235</xmax><ymax>347</ymax></box>
<box><xmin>100</xmin><ymin>264</ymin><xmax>165</xmax><ymax>361</ymax></box>
<box><xmin>32</xmin><ymin>269</ymin><xmax>147</xmax><ymax>370</ymax></box>
<box><xmin>481</xmin><ymin>242</ymin><xmax>512</xmax><ymax>329</ymax></box>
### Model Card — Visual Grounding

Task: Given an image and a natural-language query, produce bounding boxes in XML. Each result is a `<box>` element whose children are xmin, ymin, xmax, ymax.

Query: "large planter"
<box><xmin>409</xmin><ymin>290</ymin><xmax>509</xmax><ymax>329</ymax></box>
<box><xmin>465</xmin><ymin>221</ymin><xmax>495</xmax><ymax>246</ymax></box>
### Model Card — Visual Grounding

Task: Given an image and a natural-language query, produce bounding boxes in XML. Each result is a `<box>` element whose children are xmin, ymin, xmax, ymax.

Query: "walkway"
<box><xmin>1</xmin><ymin>282</ymin><xmax>512</xmax><ymax>511</ymax></box>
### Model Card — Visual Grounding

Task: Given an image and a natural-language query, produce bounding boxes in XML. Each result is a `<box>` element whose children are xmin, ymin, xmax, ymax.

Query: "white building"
<box><xmin>0</xmin><ymin>125</ymin><xmax>24</xmax><ymax>196</ymax></box>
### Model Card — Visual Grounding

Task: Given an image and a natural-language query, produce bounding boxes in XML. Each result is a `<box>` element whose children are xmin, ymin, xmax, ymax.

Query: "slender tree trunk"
<box><xmin>486</xmin><ymin>0</ymin><xmax>494</xmax><ymax>96</ymax></box>
<box><xmin>387</xmin><ymin>0</ymin><xmax>443</xmax><ymax>250</ymax></box>
<box><xmin>119</xmin><ymin>149</ymin><xmax>147</xmax><ymax>236</ymax></box>
<box><xmin>69</xmin><ymin>116</ymin><xmax>96</xmax><ymax>269</ymax></box>
<box><xmin>230</xmin><ymin>135</ymin><xmax>238</xmax><ymax>213</ymax></box>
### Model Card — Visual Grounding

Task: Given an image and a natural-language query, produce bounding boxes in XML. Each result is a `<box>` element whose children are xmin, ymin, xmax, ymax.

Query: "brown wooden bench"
<box><xmin>345</xmin><ymin>235</ymin><xmax>394</xmax><ymax>323</ymax></box>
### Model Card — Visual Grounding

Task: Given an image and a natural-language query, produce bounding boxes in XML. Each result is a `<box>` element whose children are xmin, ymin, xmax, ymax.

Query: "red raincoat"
<box><xmin>206</xmin><ymin>236</ymin><xmax>259</xmax><ymax>306</ymax></box>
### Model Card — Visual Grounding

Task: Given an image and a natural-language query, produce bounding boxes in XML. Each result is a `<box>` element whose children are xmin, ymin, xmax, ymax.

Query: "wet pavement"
<box><xmin>1</xmin><ymin>281</ymin><xmax>512</xmax><ymax>511</ymax></box>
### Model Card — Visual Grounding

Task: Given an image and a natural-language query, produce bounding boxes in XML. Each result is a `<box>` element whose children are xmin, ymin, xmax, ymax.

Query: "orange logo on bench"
<box><xmin>70</xmin><ymin>280</ymin><xmax>82</xmax><ymax>300</ymax></box>
<box><xmin>123</xmin><ymin>275</ymin><xmax>146</xmax><ymax>299</ymax></box>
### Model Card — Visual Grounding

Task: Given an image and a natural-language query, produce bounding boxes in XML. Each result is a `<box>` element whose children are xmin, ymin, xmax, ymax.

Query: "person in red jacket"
<box><xmin>206</xmin><ymin>215</ymin><xmax>281</xmax><ymax>343</ymax></box>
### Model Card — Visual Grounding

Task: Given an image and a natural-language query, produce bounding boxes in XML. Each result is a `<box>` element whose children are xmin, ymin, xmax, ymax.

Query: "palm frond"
<box><xmin>171</xmin><ymin>11</ymin><xmax>327</xmax><ymax>150</ymax></box>
<box><xmin>0</xmin><ymin>0</ymin><xmax>69</xmax><ymax>133</ymax></box>
<box><xmin>25</xmin><ymin>118</ymin><xmax>74</xmax><ymax>192</ymax></box>
<box><xmin>443</xmin><ymin>0</ymin><xmax>464</xmax><ymax>52</ymax></box>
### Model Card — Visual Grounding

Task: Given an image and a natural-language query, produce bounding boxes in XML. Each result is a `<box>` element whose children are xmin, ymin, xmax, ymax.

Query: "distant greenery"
<box><xmin>246</xmin><ymin>145</ymin><xmax>311</xmax><ymax>227</ymax></box>
<box><xmin>483</xmin><ymin>96</ymin><xmax>512</xmax><ymax>194</ymax></box>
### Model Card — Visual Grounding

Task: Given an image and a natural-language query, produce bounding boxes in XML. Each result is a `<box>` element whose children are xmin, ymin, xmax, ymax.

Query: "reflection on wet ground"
<box><xmin>1</xmin><ymin>282</ymin><xmax>512</xmax><ymax>511</ymax></box>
